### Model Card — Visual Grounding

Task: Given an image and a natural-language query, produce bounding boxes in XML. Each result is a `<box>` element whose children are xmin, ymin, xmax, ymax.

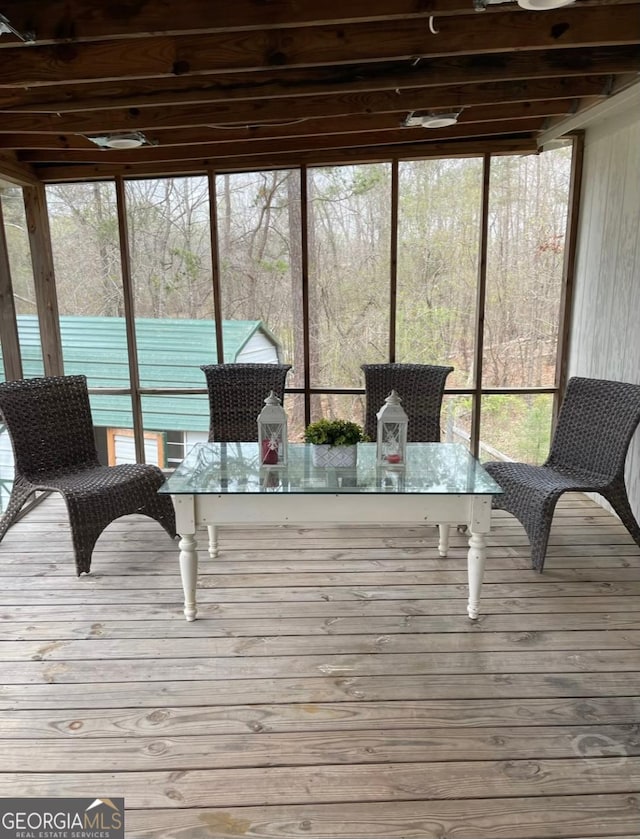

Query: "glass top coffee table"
<box><xmin>160</xmin><ymin>442</ymin><xmax>502</xmax><ymax>622</ymax></box>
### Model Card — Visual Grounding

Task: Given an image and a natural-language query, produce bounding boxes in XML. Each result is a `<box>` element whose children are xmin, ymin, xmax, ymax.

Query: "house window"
<box><xmin>106</xmin><ymin>428</ymin><xmax>166</xmax><ymax>467</ymax></box>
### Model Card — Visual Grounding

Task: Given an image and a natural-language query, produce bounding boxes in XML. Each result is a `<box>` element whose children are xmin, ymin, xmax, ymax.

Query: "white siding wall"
<box><xmin>569</xmin><ymin>108</ymin><xmax>640</xmax><ymax>517</ymax></box>
<box><xmin>112</xmin><ymin>431</ymin><xmax>164</xmax><ymax>466</ymax></box>
<box><xmin>236</xmin><ymin>333</ymin><xmax>280</xmax><ymax>363</ymax></box>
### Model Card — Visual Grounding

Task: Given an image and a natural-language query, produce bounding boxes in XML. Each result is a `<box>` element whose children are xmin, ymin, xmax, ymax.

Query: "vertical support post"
<box><xmin>554</xmin><ymin>131</ymin><xmax>585</xmax><ymax>424</ymax></box>
<box><xmin>115</xmin><ymin>176</ymin><xmax>145</xmax><ymax>464</ymax></box>
<box><xmin>389</xmin><ymin>159</ymin><xmax>399</xmax><ymax>363</ymax></box>
<box><xmin>23</xmin><ymin>183</ymin><xmax>63</xmax><ymax>376</ymax></box>
<box><xmin>300</xmin><ymin>164</ymin><xmax>311</xmax><ymax>427</ymax></box>
<box><xmin>470</xmin><ymin>153</ymin><xmax>491</xmax><ymax>458</ymax></box>
<box><xmin>208</xmin><ymin>170</ymin><xmax>225</xmax><ymax>364</ymax></box>
<box><xmin>0</xmin><ymin>197</ymin><xmax>22</xmax><ymax>381</ymax></box>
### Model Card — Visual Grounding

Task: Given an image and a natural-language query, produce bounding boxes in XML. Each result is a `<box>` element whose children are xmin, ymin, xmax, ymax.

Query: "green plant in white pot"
<box><xmin>304</xmin><ymin>418</ymin><xmax>369</xmax><ymax>467</ymax></box>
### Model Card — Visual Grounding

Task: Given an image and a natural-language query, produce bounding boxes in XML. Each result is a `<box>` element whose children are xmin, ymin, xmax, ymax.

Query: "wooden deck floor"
<box><xmin>1</xmin><ymin>493</ymin><xmax>640</xmax><ymax>838</ymax></box>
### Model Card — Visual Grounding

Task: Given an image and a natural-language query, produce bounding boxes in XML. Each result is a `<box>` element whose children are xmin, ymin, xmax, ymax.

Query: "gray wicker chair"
<box><xmin>199</xmin><ymin>363</ymin><xmax>291</xmax><ymax>559</ymax></box>
<box><xmin>0</xmin><ymin>374</ymin><xmax>176</xmax><ymax>576</ymax></box>
<box><xmin>361</xmin><ymin>363</ymin><xmax>454</xmax><ymax>442</ymax></box>
<box><xmin>362</xmin><ymin>363</ymin><xmax>455</xmax><ymax>555</ymax></box>
<box><xmin>200</xmin><ymin>363</ymin><xmax>291</xmax><ymax>442</ymax></box>
<box><xmin>484</xmin><ymin>376</ymin><xmax>640</xmax><ymax>573</ymax></box>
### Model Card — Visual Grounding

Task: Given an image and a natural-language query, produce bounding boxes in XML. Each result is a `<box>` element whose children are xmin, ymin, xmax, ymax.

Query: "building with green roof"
<box><xmin>1</xmin><ymin>316</ymin><xmax>283</xmax><ymax>468</ymax></box>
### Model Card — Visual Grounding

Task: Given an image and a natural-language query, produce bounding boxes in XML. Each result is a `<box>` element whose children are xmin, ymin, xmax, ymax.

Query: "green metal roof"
<box><xmin>4</xmin><ymin>316</ymin><xmax>281</xmax><ymax>432</ymax></box>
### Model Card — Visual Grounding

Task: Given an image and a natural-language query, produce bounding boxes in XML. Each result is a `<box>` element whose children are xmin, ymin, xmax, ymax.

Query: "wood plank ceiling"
<box><xmin>0</xmin><ymin>0</ymin><xmax>639</xmax><ymax>181</ymax></box>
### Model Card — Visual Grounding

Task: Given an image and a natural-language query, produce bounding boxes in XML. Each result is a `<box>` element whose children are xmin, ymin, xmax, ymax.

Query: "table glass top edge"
<box><xmin>159</xmin><ymin>442</ymin><xmax>503</xmax><ymax>496</ymax></box>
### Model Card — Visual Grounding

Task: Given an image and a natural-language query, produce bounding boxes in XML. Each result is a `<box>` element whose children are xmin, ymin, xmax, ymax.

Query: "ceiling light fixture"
<box><xmin>474</xmin><ymin>0</ymin><xmax>575</xmax><ymax>8</ymax></box>
<box><xmin>516</xmin><ymin>0</ymin><xmax>576</xmax><ymax>7</ymax></box>
<box><xmin>85</xmin><ymin>132</ymin><xmax>152</xmax><ymax>150</ymax></box>
<box><xmin>0</xmin><ymin>12</ymin><xmax>35</xmax><ymax>41</ymax></box>
<box><xmin>403</xmin><ymin>111</ymin><xmax>461</xmax><ymax>129</ymax></box>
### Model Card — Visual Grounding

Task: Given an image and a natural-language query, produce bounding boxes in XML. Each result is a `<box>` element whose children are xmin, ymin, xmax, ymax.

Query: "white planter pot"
<box><xmin>311</xmin><ymin>444</ymin><xmax>357</xmax><ymax>468</ymax></box>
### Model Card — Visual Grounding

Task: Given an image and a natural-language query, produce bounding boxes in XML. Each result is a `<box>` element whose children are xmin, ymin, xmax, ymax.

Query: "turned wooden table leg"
<box><xmin>179</xmin><ymin>533</ymin><xmax>198</xmax><ymax>621</ymax></box>
<box><xmin>438</xmin><ymin>523</ymin><xmax>450</xmax><ymax>557</ymax></box>
<box><xmin>467</xmin><ymin>529</ymin><xmax>487</xmax><ymax>620</ymax></box>
<box><xmin>207</xmin><ymin>524</ymin><xmax>218</xmax><ymax>558</ymax></box>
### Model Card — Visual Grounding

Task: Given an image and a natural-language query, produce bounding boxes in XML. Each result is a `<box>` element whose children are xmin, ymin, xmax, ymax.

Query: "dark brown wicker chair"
<box><xmin>0</xmin><ymin>374</ymin><xmax>176</xmax><ymax>575</ymax></box>
<box><xmin>484</xmin><ymin>376</ymin><xmax>640</xmax><ymax>573</ymax></box>
<box><xmin>200</xmin><ymin>363</ymin><xmax>292</xmax><ymax>442</ymax></box>
<box><xmin>361</xmin><ymin>363</ymin><xmax>454</xmax><ymax>442</ymax></box>
<box><xmin>199</xmin><ymin>363</ymin><xmax>291</xmax><ymax>559</ymax></box>
<box><xmin>361</xmin><ymin>363</ymin><xmax>455</xmax><ymax>554</ymax></box>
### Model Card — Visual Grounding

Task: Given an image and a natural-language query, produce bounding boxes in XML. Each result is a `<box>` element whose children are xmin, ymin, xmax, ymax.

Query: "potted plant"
<box><xmin>304</xmin><ymin>418</ymin><xmax>368</xmax><ymax>467</ymax></box>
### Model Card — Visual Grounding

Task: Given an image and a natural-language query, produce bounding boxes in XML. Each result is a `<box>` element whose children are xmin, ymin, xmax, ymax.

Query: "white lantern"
<box><xmin>376</xmin><ymin>390</ymin><xmax>408</xmax><ymax>467</ymax></box>
<box><xmin>257</xmin><ymin>391</ymin><xmax>288</xmax><ymax>466</ymax></box>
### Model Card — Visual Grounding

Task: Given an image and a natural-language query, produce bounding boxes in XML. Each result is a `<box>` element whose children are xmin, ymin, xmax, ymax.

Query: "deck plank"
<box><xmin>2</xmin><ymin>628</ymin><xmax>640</xmax><ymax>661</ymax></box>
<box><xmin>121</xmin><ymin>797</ymin><xmax>640</xmax><ymax>839</ymax></box>
<box><xmin>1</xmin><ymin>696</ymin><xmax>639</xmax><ymax>737</ymax></box>
<box><xmin>2</xmin><ymin>757</ymin><xmax>640</xmax><ymax>805</ymax></box>
<box><xmin>2</xmin><ymin>611</ymin><xmax>640</xmax><ymax>640</ymax></box>
<box><xmin>5</xmin><ymin>723</ymin><xmax>640</xmax><ymax>771</ymax></box>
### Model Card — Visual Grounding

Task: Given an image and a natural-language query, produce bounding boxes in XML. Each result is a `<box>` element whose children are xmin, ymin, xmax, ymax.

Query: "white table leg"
<box><xmin>179</xmin><ymin>533</ymin><xmax>198</xmax><ymax>621</ymax></box>
<box><xmin>466</xmin><ymin>529</ymin><xmax>487</xmax><ymax>620</ymax></box>
<box><xmin>438</xmin><ymin>524</ymin><xmax>450</xmax><ymax>557</ymax></box>
<box><xmin>207</xmin><ymin>524</ymin><xmax>218</xmax><ymax>558</ymax></box>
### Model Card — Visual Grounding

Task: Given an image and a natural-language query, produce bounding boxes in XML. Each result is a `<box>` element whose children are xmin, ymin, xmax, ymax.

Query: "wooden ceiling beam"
<box><xmin>0</xmin><ymin>152</ymin><xmax>39</xmax><ymax>186</ymax></box>
<box><xmin>17</xmin><ymin>119</ymin><xmax>545</xmax><ymax>164</ymax></box>
<box><xmin>0</xmin><ymin>76</ymin><xmax>613</xmax><ymax>135</ymax></box>
<box><xmin>540</xmin><ymin>71</ymin><xmax>640</xmax><ymax>134</ymax></box>
<box><xmin>2</xmin><ymin>0</ymin><xmax>637</xmax><ymax>44</ymax></box>
<box><xmin>0</xmin><ymin>0</ymin><xmax>492</xmax><ymax>44</ymax></box>
<box><xmin>0</xmin><ymin>46</ymin><xmax>636</xmax><ymax>114</ymax></box>
<box><xmin>31</xmin><ymin>135</ymin><xmax>539</xmax><ymax>182</ymax></box>
<box><xmin>0</xmin><ymin>100</ymin><xmax>578</xmax><ymax>151</ymax></box>
<box><xmin>0</xmin><ymin>6</ymin><xmax>638</xmax><ymax>88</ymax></box>
<box><xmin>0</xmin><ymin>4</ymin><xmax>635</xmax><ymax>172</ymax></box>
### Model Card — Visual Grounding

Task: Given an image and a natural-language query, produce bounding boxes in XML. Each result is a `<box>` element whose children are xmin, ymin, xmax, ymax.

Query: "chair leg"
<box><xmin>605</xmin><ymin>485</ymin><xmax>640</xmax><ymax>548</ymax></box>
<box><xmin>66</xmin><ymin>494</ymin><xmax>127</xmax><ymax>576</ymax></box>
<box><xmin>69</xmin><ymin>528</ymin><xmax>102</xmax><ymax>575</ymax></box>
<box><xmin>527</xmin><ymin>523</ymin><xmax>552</xmax><ymax>573</ymax></box>
<box><xmin>66</xmin><ymin>493</ymin><xmax>177</xmax><ymax>576</ymax></box>
<box><xmin>65</xmin><ymin>508</ymin><xmax>106</xmax><ymax>576</ymax></box>
<box><xmin>0</xmin><ymin>477</ymin><xmax>33</xmax><ymax>543</ymax></box>
<box><xmin>521</xmin><ymin>494</ymin><xmax>562</xmax><ymax>574</ymax></box>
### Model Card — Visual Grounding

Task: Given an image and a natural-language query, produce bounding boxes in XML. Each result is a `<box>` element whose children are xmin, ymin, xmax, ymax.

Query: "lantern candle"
<box><xmin>375</xmin><ymin>390</ymin><xmax>408</xmax><ymax>468</ymax></box>
<box><xmin>257</xmin><ymin>390</ymin><xmax>288</xmax><ymax>467</ymax></box>
<box><xmin>261</xmin><ymin>438</ymin><xmax>279</xmax><ymax>464</ymax></box>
